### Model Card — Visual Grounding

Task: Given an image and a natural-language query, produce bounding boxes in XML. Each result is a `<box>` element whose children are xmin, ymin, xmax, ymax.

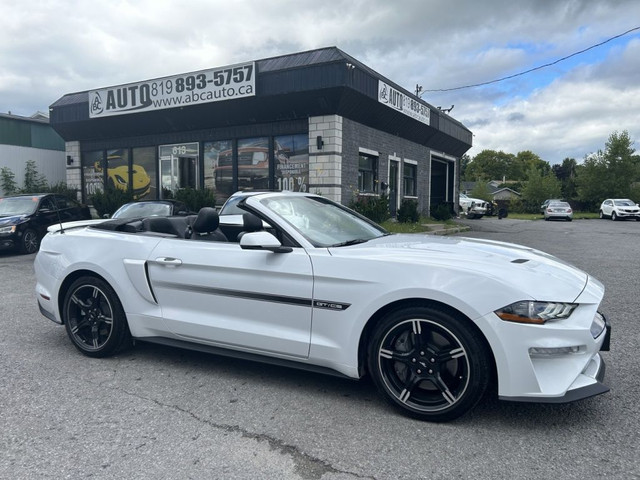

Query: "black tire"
<box><xmin>599</xmin><ymin>210</ymin><xmax>605</xmax><ymax>219</ymax></box>
<box><xmin>62</xmin><ymin>276</ymin><xmax>131</xmax><ymax>357</ymax></box>
<box><xmin>567</xmin><ymin>218</ymin><xmax>572</xmax><ymax>222</ymax></box>
<box><xmin>367</xmin><ymin>306</ymin><xmax>491</xmax><ymax>422</ymax></box>
<box><xmin>20</xmin><ymin>228</ymin><xmax>39</xmax><ymax>254</ymax></box>
<box><xmin>611</xmin><ymin>212</ymin><xmax>617</xmax><ymax>221</ymax></box>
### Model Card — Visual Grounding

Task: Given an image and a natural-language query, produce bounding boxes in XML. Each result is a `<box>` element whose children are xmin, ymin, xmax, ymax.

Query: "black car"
<box><xmin>0</xmin><ymin>194</ymin><xmax>92</xmax><ymax>254</ymax></box>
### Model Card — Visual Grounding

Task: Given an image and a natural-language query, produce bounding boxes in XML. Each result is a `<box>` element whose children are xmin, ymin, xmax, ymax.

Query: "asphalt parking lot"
<box><xmin>1</xmin><ymin>218</ymin><xmax>639</xmax><ymax>479</ymax></box>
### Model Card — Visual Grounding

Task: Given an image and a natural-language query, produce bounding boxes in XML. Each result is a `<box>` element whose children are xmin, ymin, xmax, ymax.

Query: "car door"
<box><xmin>602</xmin><ymin>200</ymin><xmax>613</xmax><ymax>216</ymax></box>
<box><xmin>146</xmin><ymin>237</ymin><xmax>314</xmax><ymax>358</ymax></box>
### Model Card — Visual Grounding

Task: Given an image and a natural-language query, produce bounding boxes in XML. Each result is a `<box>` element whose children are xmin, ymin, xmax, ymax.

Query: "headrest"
<box><xmin>193</xmin><ymin>207</ymin><xmax>219</xmax><ymax>233</ymax></box>
<box><xmin>242</xmin><ymin>212</ymin><xmax>263</xmax><ymax>232</ymax></box>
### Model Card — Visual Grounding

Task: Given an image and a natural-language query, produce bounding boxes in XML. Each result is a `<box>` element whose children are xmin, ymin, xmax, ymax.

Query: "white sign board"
<box><xmin>378</xmin><ymin>80</ymin><xmax>430</xmax><ymax>126</ymax></box>
<box><xmin>89</xmin><ymin>62</ymin><xmax>256</xmax><ymax>118</ymax></box>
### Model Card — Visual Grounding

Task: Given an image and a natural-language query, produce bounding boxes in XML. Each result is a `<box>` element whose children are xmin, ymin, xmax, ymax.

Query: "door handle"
<box><xmin>155</xmin><ymin>257</ymin><xmax>183</xmax><ymax>266</ymax></box>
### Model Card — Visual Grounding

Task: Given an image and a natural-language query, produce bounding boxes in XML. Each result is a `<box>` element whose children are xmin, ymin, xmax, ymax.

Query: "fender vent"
<box><xmin>511</xmin><ymin>258</ymin><xmax>530</xmax><ymax>264</ymax></box>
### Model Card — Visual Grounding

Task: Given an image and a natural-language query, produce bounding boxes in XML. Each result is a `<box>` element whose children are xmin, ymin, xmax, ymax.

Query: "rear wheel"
<box><xmin>62</xmin><ymin>276</ymin><xmax>131</xmax><ymax>357</ymax></box>
<box><xmin>367</xmin><ymin>306</ymin><xmax>491</xmax><ymax>422</ymax></box>
<box><xmin>20</xmin><ymin>228</ymin><xmax>39</xmax><ymax>254</ymax></box>
<box><xmin>599</xmin><ymin>210</ymin><xmax>604</xmax><ymax>219</ymax></box>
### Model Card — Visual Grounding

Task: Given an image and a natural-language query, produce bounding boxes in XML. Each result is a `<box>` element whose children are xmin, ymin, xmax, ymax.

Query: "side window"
<box><xmin>403</xmin><ymin>162</ymin><xmax>417</xmax><ymax>197</ymax></box>
<box><xmin>40</xmin><ymin>198</ymin><xmax>56</xmax><ymax>211</ymax></box>
<box><xmin>358</xmin><ymin>153</ymin><xmax>378</xmax><ymax>193</ymax></box>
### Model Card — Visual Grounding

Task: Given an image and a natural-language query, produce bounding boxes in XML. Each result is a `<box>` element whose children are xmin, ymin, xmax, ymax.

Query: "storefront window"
<box><xmin>237</xmin><ymin>137</ymin><xmax>269</xmax><ymax>190</ymax></box>
<box><xmin>204</xmin><ymin>140</ymin><xmax>233</xmax><ymax>203</ymax></box>
<box><xmin>106</xmin><ymin>149</ymin><xmax>135</xmax><ymax>196</ymax></box>
<box><xmin>274</xmin><ymin>134</ymin><xmax>308</xmax><ymax>192</ymax></box>
<box><xmin>358</xmin><ymin>153</ymin><xmax>378</xmax><ymax>193</ymax></box>
<box><xmin>82</xmin><ymin>151</ymin><xmax>104</xmax><ymax>202</ymax></box>
<box><xmin>132</xmin><ymin>147</ymin><xmax>157</xmax><ymax>200</ymax></box>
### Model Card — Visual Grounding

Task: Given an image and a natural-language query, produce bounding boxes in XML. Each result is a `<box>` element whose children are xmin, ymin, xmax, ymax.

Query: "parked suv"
<box><xmin>0</xmin><ymin>194</ymin><xmax>91</xmax><ymax>254</ymax></box>
<box><xmin>599</xmin><ymin>199</ymin><xmax>640</xmax><ymax>221</ymax></box>
<box><xmin>459</xmin><ymin>193</ymin><xmax>488</xmax><ymax>219</ymax></box>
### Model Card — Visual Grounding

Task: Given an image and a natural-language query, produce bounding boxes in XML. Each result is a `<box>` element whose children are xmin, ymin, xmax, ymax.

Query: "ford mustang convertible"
<box><xmin>34</xmin><ymin>191</ymin><xmax>610</xmax><ymax>421</ymax></box>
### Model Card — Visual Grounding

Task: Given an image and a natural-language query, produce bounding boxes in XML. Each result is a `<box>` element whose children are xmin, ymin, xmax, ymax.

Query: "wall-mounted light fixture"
<box><xmin>66</xmin><ymin>155</ymin><xmax>73</xmax><ymax>165</ymax></box>
<box><xmin>316</xmin><ymin>135</ymin><xmax>324</xmax><ymax>150</ymax></box>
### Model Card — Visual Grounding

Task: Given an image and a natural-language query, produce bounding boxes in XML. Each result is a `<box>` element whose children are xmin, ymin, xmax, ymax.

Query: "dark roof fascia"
<box><xmin>49</xmin><ymin>46</ymin><xmax>472</xmax><ymax>154</ymax></box>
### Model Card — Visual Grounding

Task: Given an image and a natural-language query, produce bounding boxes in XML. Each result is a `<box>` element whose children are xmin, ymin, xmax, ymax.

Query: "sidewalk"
<box><xmin>422</xmin><ymin>222</ymin><xmax>470</xmax><ymax>235</ymax></box>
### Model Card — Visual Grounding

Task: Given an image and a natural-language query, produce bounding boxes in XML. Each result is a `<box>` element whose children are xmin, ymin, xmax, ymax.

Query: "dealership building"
<box><xmin>49</xmin><ymin>47</ymin><xmax>472</xmax><ymax>215</ymax></box>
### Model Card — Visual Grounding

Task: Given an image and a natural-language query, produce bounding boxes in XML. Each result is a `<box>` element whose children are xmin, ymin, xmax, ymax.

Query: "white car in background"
<box><xmin>599</xmin><ymin>199</ymin><xmax>640</xmax><ymax>221</ymax></box>
<box><xmin>34</xmin><ymin>191</ymin><xmax>610</xmax><ymax>422</ymax></box>
<box><xmin>459</xmin><ymin>193</ymin><xmax>488</xmax><ymax>219</ymax></box>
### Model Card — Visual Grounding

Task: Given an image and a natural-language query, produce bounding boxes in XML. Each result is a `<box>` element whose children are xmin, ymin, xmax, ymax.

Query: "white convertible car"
<box><xmin>34</xmin><ymin>191</ymin><xmax>610</xmax><ymax>422</ymax></box>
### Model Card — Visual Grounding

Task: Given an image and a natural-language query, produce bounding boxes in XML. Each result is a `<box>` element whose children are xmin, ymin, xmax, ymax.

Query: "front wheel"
<box><xmin>367</xmin><ymin>306</ymin><xmax>491</xmax><ymax>422</ymax></box>
<box><xmin>611</xmin><ymin>212</ymin><xmax>617</xmax><ymax>221</ymax></box>
<box><xmin>62</xmin><ymin>276</ymin><xmax>131</xmax><ymax>357</ymax></box>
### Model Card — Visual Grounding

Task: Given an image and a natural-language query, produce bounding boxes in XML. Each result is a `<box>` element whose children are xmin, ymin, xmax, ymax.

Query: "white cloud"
<box><xmin>1</xmin><ymin>0</ymin><xmax>639</xmax><ymax>163</ymax></box>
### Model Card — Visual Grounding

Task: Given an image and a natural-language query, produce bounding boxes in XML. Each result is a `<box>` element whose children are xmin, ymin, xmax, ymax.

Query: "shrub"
<box><xmin>91</xmin><ymin>188</ymin><xmax>134</xmax><ymax>218</ymax></box>
<box><xmin>1</xmin><ymin>167</ymin><xmax>18</xmax><ymax>195</ymax></box>
<box><xmin>48</xmin><ymin>182</ymin><xmax>80</xmax><ymax>201</ymax></box>
<box><xmin>174</xmin><ymin>187</ymin><xmax>216</xmax><ymax>212</ymax></box>
<box><xmin>397</xmin><ymin>198</ymin><xmax>420</xmax><ymax>223</ymax></box>
<box><xmin>349</xmin><ymin>194</ymin><xmax>390</xmax><ymax>223</ymax></box>
<box><xmin>430</xmin><ymin>203</ymin><xmax>453</xmax><ymax>221</ymax></box>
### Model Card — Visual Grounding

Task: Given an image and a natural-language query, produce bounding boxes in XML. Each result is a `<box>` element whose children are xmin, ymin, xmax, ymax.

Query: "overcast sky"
<box><xmin>1</xmin><ymin>0</ymin><xmax>639</xmax><ymax>164</ymax></box>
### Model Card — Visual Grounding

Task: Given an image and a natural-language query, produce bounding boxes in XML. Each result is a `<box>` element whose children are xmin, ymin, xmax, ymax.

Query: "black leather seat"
<box><xmin>191</xmin><ymin>207</ymin><xmax>228</xmax><ymax>242</ymax></box>
<box><xmin>237</xmin><ymin>212</ymin><xmax>263</xmax><ymax>241</ymax></box>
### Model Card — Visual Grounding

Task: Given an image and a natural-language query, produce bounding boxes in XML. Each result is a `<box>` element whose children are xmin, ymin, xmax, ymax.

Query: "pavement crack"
<box><xmin>116</xmin><ymin>387</ymin><xmax>375</xmax><ymax>480</ymax></box>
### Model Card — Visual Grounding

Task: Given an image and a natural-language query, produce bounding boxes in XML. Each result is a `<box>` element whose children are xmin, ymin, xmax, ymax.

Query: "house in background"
<box><xmin>461</xmin><ymin>180</ymin><xmax>521</xmax><ymax>202</ymax></box>
<box><xmin>0</xmin><ymin>112</ymin><xmax>67</xmax><ymax>195</ymax></box>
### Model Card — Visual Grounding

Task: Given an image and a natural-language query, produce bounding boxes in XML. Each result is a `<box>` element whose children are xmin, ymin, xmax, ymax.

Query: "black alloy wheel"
<box><xmin>63</xmin><ymin>276</ymin><xmax>131</xmax><ymax>357</ymax></box>
<box><xmin>368</xmin><ymin>306</ymin><xmax>491</xmax><ymax>422</ymax></box>
<box><xmin>20</xmin><ymin>228</ymin><xmax>39</xmax><ymax>254</ymax></box>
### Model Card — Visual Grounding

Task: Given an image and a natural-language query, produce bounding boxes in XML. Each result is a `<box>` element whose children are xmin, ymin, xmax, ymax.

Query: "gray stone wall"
<box><xmin>341</xmin><ymin>118</ymin><xmax>433</xmax><ymax>214</ymax></box>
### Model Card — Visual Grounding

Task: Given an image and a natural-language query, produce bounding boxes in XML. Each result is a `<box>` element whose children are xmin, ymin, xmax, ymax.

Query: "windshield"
<box><xmin>258</xmin><ymin>195</ymin><xmax>387</xmax><ymax>247</ymax></box>
<box><xmin>614</xmin><ymin>199</ymin><xmax>635</xmax><ymax>206</ymax></box>
<box><xmin>113</xmin><ymin>202</ymin><xmax>172</xmax><ymax>219</ymax></box>
<box><xmin>0</xmin><ymin>196</ymin><xmax>39</xmax><ymax>216</ymax></box>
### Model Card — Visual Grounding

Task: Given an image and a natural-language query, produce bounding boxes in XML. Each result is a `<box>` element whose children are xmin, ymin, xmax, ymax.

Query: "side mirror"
<box><xmin>239</xmin><ymin>231</ymin><xmax>292</xmax><ymax>253</ymax></box>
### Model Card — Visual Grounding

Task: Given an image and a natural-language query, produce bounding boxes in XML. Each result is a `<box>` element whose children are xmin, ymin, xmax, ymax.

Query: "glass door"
<box><xmin>159</xmin><ymin>143</ymin><xmax>199</xmax><ymax>198</ymax></box>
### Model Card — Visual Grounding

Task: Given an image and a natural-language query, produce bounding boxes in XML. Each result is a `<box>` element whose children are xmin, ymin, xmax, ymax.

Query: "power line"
<box><xmin>419</xmin><ymin>26</ymin><xmax>640</xmax><ymax>94</ymax></box>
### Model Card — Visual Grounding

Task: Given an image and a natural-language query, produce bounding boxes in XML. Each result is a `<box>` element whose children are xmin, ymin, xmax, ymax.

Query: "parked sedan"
<box><xmin>111</xmin><ymin>200</ymin><xmax>194</xmax><ymax>219</ymax></box>
<box><xmin>34</xmin><ymin>191</ymin><xmax>610</xmax><ymax>422</ymax></box>
<box><xmin>544</xmin><ymin>201</ymin><xmax>573</xmax><ymax>221</ymax></box>
<box><xmin>0</xmin><ymin>193</ymin><xmax>91</xmax><ymax>254</ymax></box>
<box><xmin>599</xmin><ymin>199</ymin><xmax>640</xmax><ymax>221</ymax></box>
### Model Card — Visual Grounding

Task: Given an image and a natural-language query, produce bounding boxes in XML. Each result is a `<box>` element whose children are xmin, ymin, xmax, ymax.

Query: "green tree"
<box><xmin>513</xmin><ymin>151</ymin><xmax>551</xmax><ymax>179</ymax></box>
<box><xmin>464</xmin><ymin>150</ymin><xmax>515</xmax><ymax>181</ymax></box>
<box><xmin>552</xmin><ymin>158</ymin><xmax>578</xmax><ymax>200</ymax></box>
<box><xmin>576</xmin><ymin>130</ymin><xmax>639</xmax><ymax>209</ymax></box>
<box><xmin>520</xmin><ymin>166</ymin><xmax>561</xmax><ymax>213</ymax></box>
<box><xmin>22</xmin><ymin>160</ymin><xmax>48</xmax><ymax>193</ymax></box>
<box><xmin>1</xmin><ymin>166</ymin><xmax>18</xmax><ymax>195</ymax></box>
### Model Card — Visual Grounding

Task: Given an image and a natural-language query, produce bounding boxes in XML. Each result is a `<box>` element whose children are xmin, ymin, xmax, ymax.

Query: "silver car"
<box><xmin>543</xmin><ymin>201</ymin><xmax>573</xmax><ymax>221</ymax></box>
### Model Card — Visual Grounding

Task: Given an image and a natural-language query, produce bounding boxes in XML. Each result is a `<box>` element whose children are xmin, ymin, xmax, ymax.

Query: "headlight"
<box><xmin>495</xmin><ymin>301</ymin><xmax>577</xmax><ymax>325</ymax></box>
<box><xmin>0</xmin><ymin>225</ymin><xmax>16</xmax><ymax>234</ymax></box>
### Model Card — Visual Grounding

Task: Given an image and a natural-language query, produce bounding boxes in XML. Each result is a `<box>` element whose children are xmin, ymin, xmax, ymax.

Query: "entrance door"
<box><xmin>388</xmin><ymin>159</ymin><xmax>400</xmax><ymax>217</ymax></box>
<box><xmin>159</xmin><ymin>143</ymin><xmax>199</xmax><ymax>198</ymax></box>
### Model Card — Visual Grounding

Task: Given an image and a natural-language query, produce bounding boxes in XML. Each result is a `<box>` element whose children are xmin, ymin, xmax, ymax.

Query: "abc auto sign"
<box><xmin>89</xmin><ymin>62</ymin><xmax>255</xmax><ymax>118</ymax></box>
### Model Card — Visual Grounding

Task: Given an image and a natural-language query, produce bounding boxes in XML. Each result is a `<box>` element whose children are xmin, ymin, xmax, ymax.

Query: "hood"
<box><xmin>331</xmin><ymin>234</ymin><xmax>590</xmax><ymax>302</ymax></box>
<box><xmin>0</xmin><ymin>214</ymin><xmax>28</xmax><ymax>225</ymax></box>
